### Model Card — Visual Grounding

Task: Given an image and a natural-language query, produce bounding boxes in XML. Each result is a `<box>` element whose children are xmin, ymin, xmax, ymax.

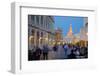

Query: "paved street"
<box><xmin>48</xmin><ymin>49</ymin><xmax>67</xmax><ymax>59</ymax></box>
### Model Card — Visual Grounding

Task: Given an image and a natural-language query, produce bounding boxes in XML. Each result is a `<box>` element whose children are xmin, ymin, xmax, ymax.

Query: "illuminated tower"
<box><xmin>67</xmin><ymin>24</ymin><xmax>73</xmax><ymax>37</ymax></box>
<box><xmin>66</xmin><ymin>24</ymin><xmax>74</xmax><ymax>43</ymax></box>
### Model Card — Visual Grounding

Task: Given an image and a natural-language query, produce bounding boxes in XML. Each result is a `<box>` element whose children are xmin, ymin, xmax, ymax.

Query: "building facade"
<box><xmin>79</xmin><ymin>17</ymin><xmax>88</xmax><ymax>47</ymax></box>
<box><xmin>54</xmin><ymin>28</ymin><xmax>63</xmax><ymax>44</ymax></box>
<box><xmin>28</xmin><ymin>15</ymin><xmax>54</xmax><ymax>50</ymax></box>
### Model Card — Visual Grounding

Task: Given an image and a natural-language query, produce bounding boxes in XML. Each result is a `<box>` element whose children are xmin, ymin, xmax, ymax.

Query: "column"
<box><xmin>34</xmin><ymin>16</ymin><xmax>36</xmax><ymax>25</ymax></box>
<box><xmin>34</xmin><ymin>29</ymin><xmax>37</xmax><ymax>46</ymax></box>
<box><xmin>28</xmin><ymin>15</ymin><xmax>31</xmax><ymax>25</ymax></box>
<box><xmin>39</xmin><ymin>16</ymin><xmax>41</xmax><ymax>27</ymax></box>
<box><xmin>39</xmin><ymin>31</ymin><xmax>41</xmax><ymax>46</ymax></box>
<box><xmin>43</xmin><ymin>16</ymin><xmax>46</xmax><ymax>28</ymax></box>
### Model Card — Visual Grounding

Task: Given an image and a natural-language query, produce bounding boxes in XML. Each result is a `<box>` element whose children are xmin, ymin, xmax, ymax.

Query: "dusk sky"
<box><xmin>54</xmin><ymin>16</ymin><xmax>85</xmax><ymax>37</ymax></box>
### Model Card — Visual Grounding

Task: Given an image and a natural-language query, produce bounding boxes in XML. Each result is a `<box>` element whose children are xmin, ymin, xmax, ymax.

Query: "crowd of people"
<box><xmin>28</xmin><ymin>43</ymin><xmax>88</xmax><ymax>61</ymax></box>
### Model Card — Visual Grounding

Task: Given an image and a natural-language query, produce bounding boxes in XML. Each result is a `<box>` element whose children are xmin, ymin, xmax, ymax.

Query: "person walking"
<box><xmin>67</xmin><ymin>49</ymin><xmax>76</xmax><ymax>59</ymax></box>
<box><xmin>56</xmin><ymin>44</ymin><xmax>64</xmax><ymax>59</ymax></box>
<box><xmin>66</xmin><ymin>45</ymin><xmax>72</xmax><ymax>58</ymax></box>
<box><xmin>48</xmin><ymin>45</ymin><xmax>55</xmax><ymax>59</ymax></box>
<box><xmin>35</xmin><ymin>46</ymin><xmax>42</xmax><ymax>60</ymax></box>
<box><xmin>43</xmin><ymin>44</ymin><xmax>49</xmax><ymax>60</ymax></box>
<box><xmin>63</xmin><ymin>44</ymin><xmax>68</xmax><ymax>57</ymax></box>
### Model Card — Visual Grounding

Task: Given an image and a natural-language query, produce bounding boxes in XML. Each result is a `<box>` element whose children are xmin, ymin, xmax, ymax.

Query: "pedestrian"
<box><xmin>63</xmin><ymin>44</ymin><xmax>68</xmax><ymax>57</ymax></box>
<box><xmin>66</xmin><ymin>45</ymin><xmax>72</xmax><ymax>58</ymax></box>
<box><xmin>56</xmin><ymin>44</ymin><xmax>64</xmax><ymax>59</ymax></box>
<box><xmin>48</xmin><ymin>45</ymin><xmax>55</xmax><ymax>59</ymax></box>
<box><xmin>32</xmin><ymin>45</ymin><xmax>37</xmax><ymax>60</ymax></box>
<box><xmin>43</xmin><ymin>44</ymin><xmax>49</xmax><ymax>60</ymax></box>
<box><xmin>35</xmin><ymin>46</ymin><xmax>42</xmax><ymax>60</ymax></box>
<box><xmin>68</xmin><ymin>49</ymin><xmax>76</xmax><ymax>59</ymax></box>
<box><xmin>53</xmin><ymin>44</ymin><xmax>58</xmax><ymax>52</ymax></box>
<box><xmin>39</xmin><ymin>45</ymin><xmax>43</xmax><ymax>60</ymax></box>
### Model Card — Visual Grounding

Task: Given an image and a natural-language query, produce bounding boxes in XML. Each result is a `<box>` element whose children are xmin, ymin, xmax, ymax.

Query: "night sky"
<box><xmin>54</xmin><ymin>16</ymin><xmax>85</xmax><ymax>37</ymax></box>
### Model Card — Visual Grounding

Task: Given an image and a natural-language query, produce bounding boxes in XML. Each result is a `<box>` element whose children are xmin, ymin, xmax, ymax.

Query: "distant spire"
<box><xmin>67</xmin><ymin>24</ymin><xmax>73</xmax><ymax>37</ymax></box>
<box><xmin>69</xmin><ymin>24</ymin><xmax>73</xmax><ymax>33</ymax></box>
